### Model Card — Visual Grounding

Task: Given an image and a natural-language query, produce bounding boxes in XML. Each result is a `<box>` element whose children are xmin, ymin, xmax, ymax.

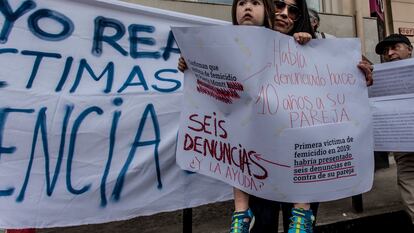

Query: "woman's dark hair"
<box><xmin>231</xmin><ymin>0</ymin><xmax>275</xmax><ymax>29</ymax></box>
<box><xmin>288</xmin><ymin>0</ymin><xmax>316</xmax><ymax>38</ymax></box>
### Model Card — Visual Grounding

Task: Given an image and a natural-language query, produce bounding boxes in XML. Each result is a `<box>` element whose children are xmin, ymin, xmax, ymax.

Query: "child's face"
<box><xmin>274</xmin><ymin>0</ymin><xmax>299</xmax><ymax>34</ymax></box>
<box><xmin>236</xmin><ymin>0</ymin><xmax>265</xmax><ymax>26</ymax></box>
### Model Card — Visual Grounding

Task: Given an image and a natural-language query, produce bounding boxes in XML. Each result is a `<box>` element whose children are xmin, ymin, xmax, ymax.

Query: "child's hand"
<box><xmin>178</xmin><ymin>56</ymin><xmax>188</xmax><ymax>72</ymax></box>
<box><xmin>293</xmin><ymin>32</ymin><xmax>312</xmax><ymax>45</ymax></box>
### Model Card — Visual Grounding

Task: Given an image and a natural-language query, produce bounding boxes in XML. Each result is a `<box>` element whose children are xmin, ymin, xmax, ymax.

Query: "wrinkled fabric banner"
<box><xmin>0</xmin><ymin>0</ymin><xmax>232</xmax><ymax>228</ymax></box>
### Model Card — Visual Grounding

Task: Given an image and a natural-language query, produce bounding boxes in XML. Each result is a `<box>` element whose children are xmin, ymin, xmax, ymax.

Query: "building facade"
<box><xmin>386</xmin><ymin>0</ymin><xmax>414</xmax><ymax>41</ymax></box>
<box><xmin>123</xmin><ymin>0</ymin><xmax>414</xmax><ymax>63</ymax></box>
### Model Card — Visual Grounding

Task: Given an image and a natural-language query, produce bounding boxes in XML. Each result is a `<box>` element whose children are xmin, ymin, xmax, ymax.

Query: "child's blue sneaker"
<box><xmin>229</xmin><ymin>208</ymin><xmax>255</xmax><ymax>233</ymax></box>
<box><xmin>288</xmin><ymin>208</ymin><xmax>315</xmax><ymax>233</ymax></box>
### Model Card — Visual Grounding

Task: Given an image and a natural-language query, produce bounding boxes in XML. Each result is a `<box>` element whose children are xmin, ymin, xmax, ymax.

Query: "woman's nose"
<box><xmin>387</xmin><ymin>48</ymin><xmax>395</xmax><ymax>56</ymax></box>
<box><xmin>245</xmin><ymin>2</ymin><xmax>253</xmax><ymax>10</ymax></box>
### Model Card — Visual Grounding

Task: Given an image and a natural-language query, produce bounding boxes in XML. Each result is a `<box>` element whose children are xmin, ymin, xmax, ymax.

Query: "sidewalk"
<box><xmin>316</xmin><ymin>161</ymin><xmax>402</xmax><ymax>226</ymax></box>
<box><xmin>33</xmin><ymin>158</ymin><xmax>404</xmax><ymax>233</ymax></box>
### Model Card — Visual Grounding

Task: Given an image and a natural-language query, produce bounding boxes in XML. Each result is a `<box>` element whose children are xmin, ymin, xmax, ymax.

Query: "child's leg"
<box><xmin>294</xmin><ymin>203</ymin><xmax>310</xmax><ymax>210</ymax></box>
<box><xmin>233</xmin><ymin>187</ymin><xmax>249</xmax><ymax>211</ymax></box>
<box><xmin>288</xmin><ymin>203</ymin><xmax>315</xmax><ymax>233</ymax></box>
<box><xmin>282</xmin><ymin>202</ymin><xmax>319</xmax><ymax>232</ymax></box>
<box><xmin>230</xmin><ymin>188</ymin><xmax>254</xmax><ymax>233</ymax></box>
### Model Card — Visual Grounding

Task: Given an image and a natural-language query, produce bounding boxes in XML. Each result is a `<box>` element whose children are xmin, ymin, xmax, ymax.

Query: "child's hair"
<box><xmin>231</xmin><ymin>0</ymin><xmax>275</xmax><ymax>29</ymax></box>
<box><xmin>288</xmin><ymin>0</ymin><xmax>316</xmax><ymax>38</ymax></box>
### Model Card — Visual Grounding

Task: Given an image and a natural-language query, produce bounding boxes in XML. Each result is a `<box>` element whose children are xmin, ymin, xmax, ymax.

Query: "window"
<box><xmin>307</xmin><ymin>0</ymin><xmax>321</xmax><ymax>11</ymax></box>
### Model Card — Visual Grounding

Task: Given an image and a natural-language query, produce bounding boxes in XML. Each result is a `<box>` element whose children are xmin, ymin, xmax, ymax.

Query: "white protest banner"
<box><xmin>369</xmin><ymin>58</ymin><xmax>414</xmax><ymax>98</ymax></box>
<box><xmin>370</xmin><ymin>96</ymin><xmax>414</xmax><ymax>151</ymax></box>
<box><xmin>369</xmin><ymin>58</ymin><xmax>414</xmax><ymax>151</ymax></box>
<box><xmin>173</xmin><ymin>26</ymin><xmax>374</xmax><ymax>203</ymax></box>
<box><xmin>0</xmin><ymin>0</ymin><xmax>232</xmax><ymax>228</ymax></box>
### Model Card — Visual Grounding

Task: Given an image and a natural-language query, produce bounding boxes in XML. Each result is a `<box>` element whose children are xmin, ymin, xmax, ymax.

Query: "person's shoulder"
<box><xmin>315</xmin><ymin>32</ymin><xmax>323</xmax><ymax>39</ymax></box>
<box><xmin>323</xmin><ymin>32</ymin><xmax>336</xmax><ymax>38</ymax></box>
<box><xmin>315</xmin><ymin>32</ymin><xmax>336</xmax><ymax>39</ymax></box>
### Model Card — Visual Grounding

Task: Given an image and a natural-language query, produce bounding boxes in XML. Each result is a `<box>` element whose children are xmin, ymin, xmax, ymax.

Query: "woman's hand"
<box><xmin>357</xmin><ymin>60</ymin><xmax>373</xmax><ymax>86</ymax></box>
<box><xmin>293</xmin><ymin>32</ymin><xmax>312</xmax><ymax>45</ymax></box>
<box><xmin>178</xmin><ymin>56</ymin><xmax>188</xmax><ymax>73</ymax></box>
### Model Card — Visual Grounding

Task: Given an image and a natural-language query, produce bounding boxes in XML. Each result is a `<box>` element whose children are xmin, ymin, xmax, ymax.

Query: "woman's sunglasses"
<box><xmin>274</xmin><ymin>0</ymin><xmax>301</xmax><ymax>21</ymax></box>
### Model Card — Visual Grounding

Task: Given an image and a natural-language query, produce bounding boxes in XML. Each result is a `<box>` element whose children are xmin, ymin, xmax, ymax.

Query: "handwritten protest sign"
<box><xmin>173</xmin><ymin>26</ymin><xmax>374</xmax><ymax>202</ymax></box>
<box><xmin>0</xmin><ymin>0</ymin><xmax>233</xmax><ymax>228</ymax></box>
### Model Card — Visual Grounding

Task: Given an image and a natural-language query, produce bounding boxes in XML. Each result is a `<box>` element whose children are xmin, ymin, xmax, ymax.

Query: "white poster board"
<box><xmin>370</xmin><ymin>58</ymin><xmax>414</xmax><ymax>151</ymax></box>
<box><xmin>173</xmin><ymin>26</ymin><xmax>374</xmax><ymax>203</ymax></box>
<box><xmin>370</xmin><ymin>96</ymin><xmax>414</xmax><ymax>151</ymax></box>
<box><xmin>369</xmin><ymin>58</ymin><xmax>414</xmax><ymax>98</ymax></box>
<box><xmin>0</xmin><ymin>0</ymin><xmax>232</xmax><ymax>228</ymax></box>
